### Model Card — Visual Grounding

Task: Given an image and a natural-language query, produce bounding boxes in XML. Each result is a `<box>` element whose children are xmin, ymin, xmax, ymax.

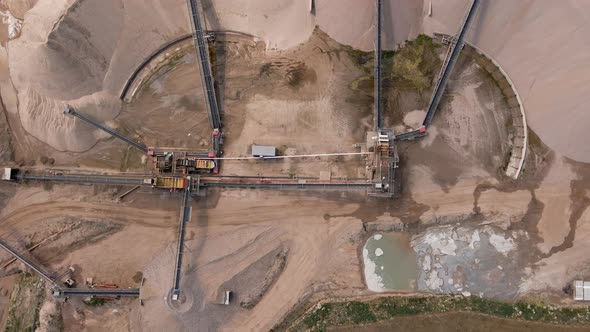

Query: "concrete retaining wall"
<box><xmin>120</xmin><ymin>35</ymin><xmax>194</xmax><ymax>102</ymax></box>
<box><xmin>463</xmin><ymin>42</ymin><xmax>527</xmax><ymax>179</ymax></box>
<box><xmin>434</xmin><ymin>33</ymin><xmax>527</xmax><ymax>179</ymax></box>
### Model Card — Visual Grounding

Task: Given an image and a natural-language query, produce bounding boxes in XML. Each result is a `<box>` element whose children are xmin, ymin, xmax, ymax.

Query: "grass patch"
<box><xmin>346</xmin><ymin>301</ymin><xmax>376</xmax><ymax>324</ymax></box>
<box><xmin>391</xmin><ymin>34</ymin><xmax>441</xmax><ymax>92</ymax></box>
<box><xmin>285</xmin><ymin>295</ymin><xmax>590</xmax><ymax>331</ymax></box>
<box><xmin>84</xmin><ymin>297</ymin><xmax>107</xmax><ymax>307</ymax></box>
<box><xmin>165</xmin><ymin>52</ymin><xmax>185</xmax><ymax>70</ymax></box>
<box><xmin>383</xmin><ymin>50</ymin><xmax>395</xmax><ymax>60</ymax></box>
<box><xmin>5</xmin><ymin>273</ymin><xmax>45</xmax><ymax>332</ymax></box>
<box><xmin>347</xmin><ymin>49</ymin><xmax>373</xmax><ymax>68</ymax></box>
<box><xmin>343</xmin><ymin>34</ymin><xmax>442</xmax><ymax>126</ymax></box>
<box><xmin>415</xmin><ymin>34</ymin><xmax>433</xmax><ymax>45</ymax></box>
<box><xmin>303</xmin><ymin>304</ymin><xmax>331</xmax><ymax>330</ymax></box>
<box><xmin>346</xmin><ymin>49</ymin><xmax>394</xmax><ymax>73</ymax></box>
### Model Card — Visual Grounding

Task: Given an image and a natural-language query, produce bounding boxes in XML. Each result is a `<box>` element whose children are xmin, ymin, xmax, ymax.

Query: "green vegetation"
<box><xmin>84</xmin><ymin>297</ymin><xmax>107</xmax><ymax>307</ymax></box>
<box><xmin>346</xmin><ymin>49</ymin><xmax>395</xmax><ymax>73</ymax></box>
<box><xmin>415</xmin><ymin>34</ymin><xmax>434</xmax><ymax>45</ymax></box>
<box><xmin>166</xmin><ymin>52</ymin><xmax>185</xmax><ymax>70</ymax></box>
<box><xmin>347</xmin><ymin>49</ymin><xmax>373</xmax><ymax>69</ymax></box>
<box><xmin>344</xmin><ymin>34</ymin><xmax>441</xmax><ymax>126</ymax></box>
<box><xmin>288</xmin><ymin>295</ymin><xmax>590</xmax><ymax>332</ymax></box>
<box><xmin>346</xmin><ymin>301</ymin><xmax>376</xmax><ymax>324</ymax></box>
<box><xmin>5</xmin><ymin>273</ymin><xmax>45</xmax><ymax>332</ymax></box>
<box><xmin>303</xmin><ymin>303</ymin><xmax>332</xmax><ymax>329</ymax></box>
<box><xmin>391</xmin><ymin>34</ymin><xmax>441</xmax><ymax>92</ymax></box>
<box><xmin>383</xmin><ymin>50</ymin><xmax>395</xmax><ymax>60</ymax></box>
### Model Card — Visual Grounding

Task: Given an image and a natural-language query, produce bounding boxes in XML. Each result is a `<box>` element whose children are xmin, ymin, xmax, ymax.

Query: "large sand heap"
<box><xmin>423</xmin><ymin>0</ymin><xmax>590</xmax><ymax>162</ymax></box>
<box><xmin>8</xmin><ymin>0</ymin><xmax>319</xmax><ymax>152</ymax></box>
<box><xmin>202</xmin><ymin>0</ymin><xmax>315</xmax><ymax>50</ymax></box>
<box><xmin>7</xmin><ymin>0</ymin><xmax>590</xmax><ymax>161</ymax></box>
<box><xmin>10</xmin><ymin>0</ymin><xmax>191</xmax><ymax>152</ymax></box>
<box><xmin>318</xmin><ymin>0</ymin><xmax>590</xmax><ymax>162</ymax></box>
<box><xmin>315</xmin><ymin>0</ymin><xmax>423</xmax><ymax>50</ymax></box>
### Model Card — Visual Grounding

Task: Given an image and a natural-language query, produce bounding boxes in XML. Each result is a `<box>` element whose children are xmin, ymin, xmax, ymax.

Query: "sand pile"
<box><xmin>316</xmin><ymin>0</ymin><xmax>423</xmax><ymax>50</ymax></box>
<box><xmin>202</xmin><ymin>0</ymin><xmax>315</xmax><ymax>50</ymax></box>
<box><xmin>317</xmin><ymin>0</ymin><xmax>590</xmax><ymax>162</ymax></box>
<box><xmin>6</xmin><ymin>0</ymin><xmax>37</xmax><ymax>19</ymax></box>
<box><xmin>424</xmin><ymin>0</ymin><xmax>590</xmax><ymax>162</ymax></box>
<box><xmin>8</xmin><ymin>0</ymin><xmax>590</xmax><ymax>161</ymax></box>
<box><xmin>9</xmin><ymin>0</ymin><xmax>191</xmax><ymax>152</ymax></box>
<box><xmin>8</xmin><ymin>0</ymin><xmax>320</xmax><ymax>153</ymax></box>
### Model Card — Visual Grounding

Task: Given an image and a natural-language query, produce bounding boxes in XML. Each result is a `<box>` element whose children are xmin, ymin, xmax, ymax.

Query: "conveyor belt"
<box><xmin>374</xmin><ymin>0</ymin><xmax>383</xmax><ymax>130</ymax></box>
<box><xmin>0</xmin><ymin>239</ymin><xmax>57</xmax><ymax>286</ymax></box>
<box><xmin>171</xmin><ymin>184</ymin><xmax>191</xmax><ymax>299</ymax></box>
<box><xmin>394</xmin><ymin>129</ymin><xmax>427</xmax><ymax>141</ymax></box>
<box><xmin>22</xmin><ymin>174</ymin><xmax>147</xmax><ymax>186</ymax></box>
<box><xmin>56</xmin><ymin>288</ymin><xmax>140</xmax><ymax>297</ymax></box>
<box><xmin>64</xmin><ymin>106</ymin><xmax>148</xmax><ymax>153</ymax></box>
<box><xmin>202</xmin><ymin>182</ymin><xmax>372</xmax><ymax>189</ymax></box>
<box><xmin>187</xmin><ymin>0</ymin><xmax>222</xmax><ymax>130</ymax></box>
<box><xmin>422</xmin><ymin>0</ymin><xmax>480</xmax><ymax>128</ymax></box>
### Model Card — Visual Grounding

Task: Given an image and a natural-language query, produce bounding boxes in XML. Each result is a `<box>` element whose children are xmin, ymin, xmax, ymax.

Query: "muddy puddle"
<box><xmin>412</xmin><ymin>224</ymin><xmax>530</xmax><ymax>299</ymax></box>
<box><xmin>363</xmin><ymin>232</ymin><xmax>418</xmax><ymax>291</ymax></box>
<box><xmin>363</xmin><ymin>224</ymin><xmax>532</xmax><ymax>299</ymax></box>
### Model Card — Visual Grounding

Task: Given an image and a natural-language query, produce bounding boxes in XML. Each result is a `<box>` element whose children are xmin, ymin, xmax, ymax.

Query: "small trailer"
<box><xmin>220</xmin><ymin>290</ymin><xmax>232</xmax><ymax>305</ymax></box>
<box><xmin>574</xmin><ymin>280</ymin><xmax>590</xmax><ymax>301</ymax></box>
<box><xmin>1</xmin><ymin>168</ymin><xmax>17</xmax><ymax>181</ymax></box>
<box><xmin>251</xmin><ymin>145</ymin><xmax>276</xmax><ymax>158</ymax></box>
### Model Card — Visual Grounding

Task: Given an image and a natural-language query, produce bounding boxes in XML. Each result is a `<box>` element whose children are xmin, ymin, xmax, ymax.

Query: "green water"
<box><xmin>364</xmin><ymin>232</ymin><xmax>418</xmax><ymax>291</ymax></box>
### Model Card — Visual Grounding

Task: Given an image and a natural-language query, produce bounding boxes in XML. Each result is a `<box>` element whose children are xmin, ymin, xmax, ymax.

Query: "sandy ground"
<box><xmin>120</xmin><ymin>50</ymin><xmax>212</xmax><ymax>150</ymax></box>
<box><xmin>320</xmin><ymin>0</ymin><xmax>590</xmax><ymax>163</ymax></box>
<box><xmin>133</xmin><ymin>193</ymin><xmax>366</xmax><ymax>331</ymax></box>
<box><xmin>4</xmin><ymin>0</ymin><xmax>590</xmax><ymax>164</ymax></box>
<box><xmin>4</xmin><ymin>0</ymin><xmax>315</xmax><ymax>156</ymax></box>
<box><xmin>423</xmin><ymin>0</ymin><xmax>590</xmax><ymax>162</ymax></box>
<box><xmin>202</xmin><ymin>0</ymin><xmax>315</xmax><ymax>50</ymax></box>
<box><xmin>7</xmin><ymin>0</ymin><xmax>192</xmax><ymax>154</ymax></box>
<box><xmin>215</xmin><ymin>30</ymin><xmax>370</xmax><ymax>178</ymax></box>
<box><xmin>0</xmin><ymin>149</ymin><xmax>588</xmax><ymax>330</ymax></box>
<box><xmin>0</xmin><ymin>1</ymin><xmax>589</xmax><ymax>331</ymax></box>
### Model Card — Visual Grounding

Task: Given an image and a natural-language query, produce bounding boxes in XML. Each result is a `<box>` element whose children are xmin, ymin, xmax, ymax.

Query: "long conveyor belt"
<box><xmin>55</xmin><ymin>288</ymin><xmax>140</xmax><ymax>297</ymax></box>
<box><xmin>171</xmin><ymin>184</ymin><xmax>191</xmax><ymax>299</ymax></box>
<box><xmin>0</xmin><ymin>239</ymin><xmax>57</xmax><ymax>286</ymax></box>
<box><xmin>64</xmin><ymin>106</ymin><xmax>148</xmax><ymax>153</ymax></box>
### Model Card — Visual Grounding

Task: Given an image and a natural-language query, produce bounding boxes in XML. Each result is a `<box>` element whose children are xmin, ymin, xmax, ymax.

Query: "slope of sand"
<box><xmin>8</xmin><ymin>0</ymin><xmax>590</xmax><ymax>160</ymax></box>
<box><xmin>315</xmin><ymin>0</ymin><xmax>423</xmax><ymax>50</ymax></box>
<box><xmin>9</xmin><ymin>0</ymin><xmax>192</xmax><ymax>152</ymax></box>
<box><xmin>8</xmin><ymin>0</ymin><xmax>317</xmax><ymax>153</ymax></box>
<box><xmin>202</xmin><ymin>0</ymin><xmax>315</xmax><ymax>50</ymax></box>
<box><xmin>424</xmin><ymin>0</ymin><xmax>590</xmax><ymax>162</ymax></box>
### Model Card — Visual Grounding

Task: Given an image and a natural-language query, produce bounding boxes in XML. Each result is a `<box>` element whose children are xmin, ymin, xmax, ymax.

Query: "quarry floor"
<box><xmin>0</xmin><ymin>24</ymin><xmax>588</xmax><ymax>332</ymax></box>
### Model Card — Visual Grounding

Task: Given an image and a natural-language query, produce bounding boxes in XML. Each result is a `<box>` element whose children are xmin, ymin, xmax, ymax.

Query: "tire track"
<box><xmin>0</xmin><ymin>201</ymin><xmax>178</xmax><ymax>235</ymax></box>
